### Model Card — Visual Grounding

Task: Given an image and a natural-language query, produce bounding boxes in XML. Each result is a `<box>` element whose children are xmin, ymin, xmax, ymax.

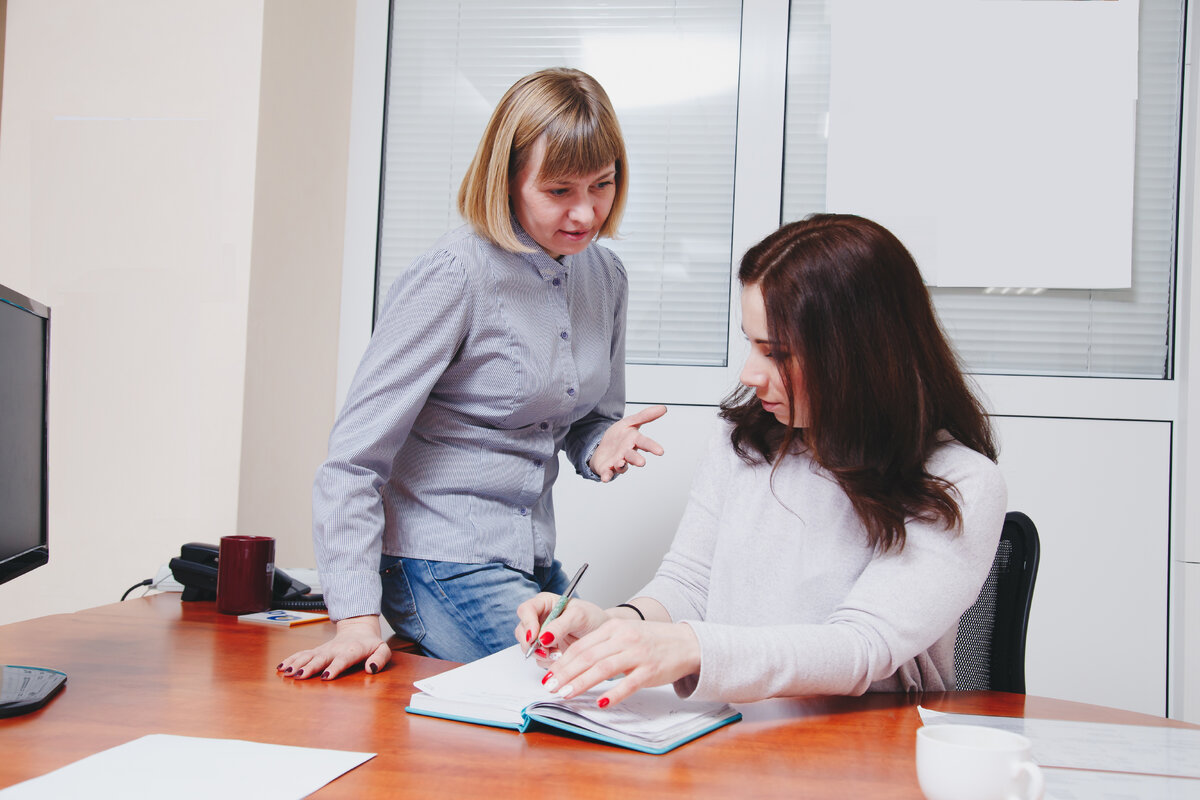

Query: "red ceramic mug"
<box><xmin>216</xmin><ymin>535</ymin><xmax>275</xmax><ymax>615</ymax></box>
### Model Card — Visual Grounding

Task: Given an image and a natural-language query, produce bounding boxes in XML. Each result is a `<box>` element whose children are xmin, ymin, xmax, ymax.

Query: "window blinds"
<box><xmin>378</xmin><ymin>0</ymin><xmax>743</xmax><ymax>367</ymax></box>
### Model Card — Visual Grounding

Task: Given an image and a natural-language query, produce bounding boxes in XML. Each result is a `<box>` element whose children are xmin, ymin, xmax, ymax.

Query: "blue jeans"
<box><xmin>379</xmin><ymin>556</ymin><xmax>570</xmax><ymax>662</ymax></box>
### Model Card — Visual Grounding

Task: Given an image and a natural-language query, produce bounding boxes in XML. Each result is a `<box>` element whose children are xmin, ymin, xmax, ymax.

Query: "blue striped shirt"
<box><xmin>313</xmin><ymin>223</ymin><xmax>627</xmax><ymax>621</ymax></box>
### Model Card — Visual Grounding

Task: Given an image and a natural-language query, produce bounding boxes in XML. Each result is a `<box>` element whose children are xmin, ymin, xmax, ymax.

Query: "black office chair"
<box><xmin>953</xmin><ymin>511</ymin><xmax>1040</xmax><ymax>693</ymax></box>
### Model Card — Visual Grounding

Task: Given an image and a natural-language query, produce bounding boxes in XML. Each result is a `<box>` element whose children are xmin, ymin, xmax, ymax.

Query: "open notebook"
<box><xmin>406</xmin><ymin>645</ymin><xmax>741</xmax><ymax>755</ymax></box>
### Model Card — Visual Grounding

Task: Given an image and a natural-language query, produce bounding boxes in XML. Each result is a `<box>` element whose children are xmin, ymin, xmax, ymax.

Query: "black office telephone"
<box><xmin>168</xmin><ymin>542</ymin><xmax>325</xmax><ymax>610</ymax></box>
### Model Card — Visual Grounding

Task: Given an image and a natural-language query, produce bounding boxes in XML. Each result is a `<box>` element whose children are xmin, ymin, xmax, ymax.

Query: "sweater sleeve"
<box><xmin>677</xmin><ymin>446</ymin><xmax>1007</xmax><ymax>703</ymax></box>
<box><xmin>635</xmin><ymin>428</ymin><xmax>732</xmax><ymax>622</ymax></box>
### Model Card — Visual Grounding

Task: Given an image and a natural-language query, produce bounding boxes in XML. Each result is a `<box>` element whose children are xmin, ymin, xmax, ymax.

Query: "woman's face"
<box><xmin>739</xmin><ymin>283</ymin><xmax>810</xmax><ymax>428</ymax></box>
<box><xmin>510</xmin><ymin>137</ymin><xmax>616</xmax><ymax>260</ymax></box>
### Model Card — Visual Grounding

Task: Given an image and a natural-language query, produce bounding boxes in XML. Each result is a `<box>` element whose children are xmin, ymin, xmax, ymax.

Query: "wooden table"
<box><xmin>1</xmin><ymin>595</ymin><xmax>1195</xmax><ymax>798</ymax></box>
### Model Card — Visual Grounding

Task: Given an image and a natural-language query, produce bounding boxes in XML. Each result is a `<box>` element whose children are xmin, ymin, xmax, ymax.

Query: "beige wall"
<box><xmin>1</xmin><ymin>0</ymin><xmax>8</xmax><ymax>128</ymax></box>
<box><xmin>236</xmin><ymin>1</ymin><xmax>357</xmax><ymax>568</ymax></box>
<box><xmin>0</xmin><ymin>0</ymin><xmax>355</xmax><ymax>625</ymax></box>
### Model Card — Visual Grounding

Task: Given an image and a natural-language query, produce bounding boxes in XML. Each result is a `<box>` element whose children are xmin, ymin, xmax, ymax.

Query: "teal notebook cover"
<box><xmin>405</xmin><ymin>696</ymin><xmax>741</xmax><ymax>754</ymax></box>
<box><xmin>521</xmin><ymin>704</ymin><xmax>742</xmax><ymax>755</ymax></box>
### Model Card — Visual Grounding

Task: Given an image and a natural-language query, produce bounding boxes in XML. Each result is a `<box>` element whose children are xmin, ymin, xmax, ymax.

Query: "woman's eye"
<box><xmin>548</xmin><ymin>188</ymin><xmax>569</xmax><ymax>197</ymax></box>
<box><xmin>594</xmin><ymin>180</ymin><xmax>614</xmax><ymax>190</ymax></box>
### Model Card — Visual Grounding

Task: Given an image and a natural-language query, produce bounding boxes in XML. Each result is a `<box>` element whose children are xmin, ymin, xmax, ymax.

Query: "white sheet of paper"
<box><xmin>414</xmin><ymin>643</ymin><xmax>547</xmax><ymax>712</ymax></box>
<box><xmin>918</xmin><ymin>706</ymin><xmax>1200</xmax><ymax>779</ymax></box>
<box><xmin>0</xmin><ymin>734</ymin><xmax>375</xmax><ymax>800</ymax></box>
<box><xmin>827</xmin><ymin>0</ymin><xmax>1138</xmax><ymax>289</ymax></box>
<box><xmin>1042</xmin><ymin>767</ymin><xmax>1200</xmax><ymax>800</ymax></box>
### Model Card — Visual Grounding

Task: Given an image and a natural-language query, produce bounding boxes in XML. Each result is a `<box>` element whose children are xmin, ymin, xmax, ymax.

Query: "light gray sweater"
<box><xmin>639</xmin><ymin>428</ymin><xmax>1007</xmax><ymax>703</ymax></box>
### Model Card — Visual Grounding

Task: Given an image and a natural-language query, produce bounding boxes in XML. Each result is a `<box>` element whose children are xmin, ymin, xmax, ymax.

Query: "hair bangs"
<box><xmin>536</xmin><ymin>112</ymin><xmax>624</xmax><ymax>182</ymax></box>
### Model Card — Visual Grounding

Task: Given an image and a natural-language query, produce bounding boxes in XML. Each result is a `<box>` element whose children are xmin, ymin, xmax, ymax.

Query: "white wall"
<box><xmin>553</xmin><ymin>405</ymin><xmax>722</xmax><ymax>608</ymax></box>
<box><xmin>0</xmin><ymin>0</ymin><xmax>264</xmax><ymax>625</ymax></box>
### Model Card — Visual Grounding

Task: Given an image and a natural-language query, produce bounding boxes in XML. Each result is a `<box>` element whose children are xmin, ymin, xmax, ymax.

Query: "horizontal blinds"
<box><xmin>782</xmin><ymin>0</ymin><xmax>1181</xmax><ymax>379</ymax></box>
<box><xmin>379</xmin><ymin>0</ymin><xmax>742</xmax><ymax>367</ymax></box>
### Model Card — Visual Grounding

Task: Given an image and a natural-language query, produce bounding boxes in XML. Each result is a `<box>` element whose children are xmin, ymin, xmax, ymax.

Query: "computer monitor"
<box><xmin>0</xmin><ymin>282</ymin><xmax>50</xmax><ymax>587</ymax></box>
<box><xmin>0</xmin><ymin>282</ymin><xmax>65</xmax><ymax>718</ymax></box>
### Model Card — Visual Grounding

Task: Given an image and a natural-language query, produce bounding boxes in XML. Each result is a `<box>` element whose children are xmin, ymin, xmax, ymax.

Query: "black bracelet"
<box><xmin>616</xmin><ymin>603</ymin><xmax>645</xmax><ymax>620</ymax></box>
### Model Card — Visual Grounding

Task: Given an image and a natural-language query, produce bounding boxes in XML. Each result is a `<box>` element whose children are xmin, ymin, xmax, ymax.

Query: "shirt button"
<box><xmin>539</xmin><ymin>422</ymin><xmax>549</xmax><ymax>430</ymax></box>
<box><xmin>533</xmin><ymin>459</ymin><xmax>544</xmax><ymax>468</ymax></box>
<box><xmin>560</xmin><ymin>331</ymin><xmax>569</xmax><ymax>340</ymax></box>
<box><xmin>567</xmin><ymin>388</ymin><xmax>575</xmax><ymax>396</ymax></box>
<box><xmin>519</xmin><ymin>507</ymin><xmax>529</xmax><ymax>516</ymax></box>
<box><xmin>552</xmin><ymin>278</ymin><xmax>561</xmax><ymax>287</ymax></box>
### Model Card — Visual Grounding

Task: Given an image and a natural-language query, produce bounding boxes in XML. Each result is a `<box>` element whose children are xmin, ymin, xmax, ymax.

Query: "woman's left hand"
<box><xmin>538</xmin><ymin>618</ymin><xmax>701</xmax><ymax>708</ymax></box>
<box><xmin>589</xmin><ymin>405</ymin><xmax>668</xmax><ymax>482</ymax></box>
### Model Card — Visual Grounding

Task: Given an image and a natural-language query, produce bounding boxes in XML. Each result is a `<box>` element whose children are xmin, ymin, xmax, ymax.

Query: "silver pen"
<box><xmin>525</xmin><ymin>562</ymin><xmax>588</xmax><ymax>659</ymax></box>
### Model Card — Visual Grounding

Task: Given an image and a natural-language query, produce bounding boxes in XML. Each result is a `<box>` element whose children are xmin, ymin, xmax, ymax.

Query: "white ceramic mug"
<box><xmin>916</xmin><ymin>724</ymin><xmax>1045</xmax><ymax>800</ymax></box>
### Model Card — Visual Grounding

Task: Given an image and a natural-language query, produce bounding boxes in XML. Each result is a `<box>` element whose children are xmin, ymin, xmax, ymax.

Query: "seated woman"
<box><xmin>515</xmin><ymin>213</ymin><xmax>1007</xmax><ymax>708</ymax></box>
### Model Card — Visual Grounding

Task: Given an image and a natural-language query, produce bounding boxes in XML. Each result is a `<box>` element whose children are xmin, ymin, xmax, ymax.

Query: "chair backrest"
<box><xmin>953</xmin><ymin>511</ymin><xmax>1041</xmax><ymax>693</ymax></box>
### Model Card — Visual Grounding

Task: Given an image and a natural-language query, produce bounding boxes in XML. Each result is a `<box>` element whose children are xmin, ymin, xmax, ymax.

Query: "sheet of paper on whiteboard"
<box><xmin>826</xmin><ymin>0</ymin><xmax>1138</xmax><ymax>289</ymax></box>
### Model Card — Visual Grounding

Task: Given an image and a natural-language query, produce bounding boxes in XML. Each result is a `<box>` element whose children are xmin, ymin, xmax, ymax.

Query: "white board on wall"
<box><xmin>827</xmin><ymin>0</ymin><xmax>1138</xmax><ymax>289</ymax></box>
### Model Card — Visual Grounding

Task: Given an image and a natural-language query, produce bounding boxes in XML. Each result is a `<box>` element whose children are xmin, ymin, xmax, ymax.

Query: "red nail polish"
<box><xmin>540</xmin><ymin>631</ymin><xmax>555</xmax><ymax>646</ymax></box>
<box><xmin>367</xmin><ymin>663</ymin><xmax>378</xmax><ymax>674</ymax></box>
<box><xmin>535</xmin><ymin>648</ymin><xmax>548</xmax><ymax>659</ymax></box>
<box><xmin>295</xmin><ymin>669</ymin><xmax>304</xmax><ymax>678</ymax></box>
<box><xmin>541</xmin><ymin>671</ymin><xmax>554</xmax><ymax>685</ymax></box>
<box><xmin>276</xmin><ymin>663</ymin><xmax>284</xmax><ymax>671</ymax></box>
<box><xmin>322</xmin><ymin>671</ymin><xmax>331</xmax><ymax>680</ymax></box>
<box><xmin>284</xmin><ymin>666</ymin><xmax>294</xmax><ymax>674</ymax></box>
<box><xmin>598</xmin><ymin>697</ymin><xmax>610</xmax><ymax>709</ymax></box>
<box><xmin>526</xmin><ymin>629</ymin><xmax>533</xmax><ymax>643</ymax></box>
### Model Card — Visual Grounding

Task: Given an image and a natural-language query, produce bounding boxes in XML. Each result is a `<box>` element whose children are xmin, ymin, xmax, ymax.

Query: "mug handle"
<box><xmin>1008</xmin><ymin>760</ymin><xmax>1045</xmax><ymax>800</ymax></box>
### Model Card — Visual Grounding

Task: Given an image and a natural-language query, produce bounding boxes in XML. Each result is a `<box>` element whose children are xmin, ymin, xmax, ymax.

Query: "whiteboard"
<box><xmin>827</xmin><ymin>0</ymin><xmax>1139</xmax><ymax>288</ymax></box>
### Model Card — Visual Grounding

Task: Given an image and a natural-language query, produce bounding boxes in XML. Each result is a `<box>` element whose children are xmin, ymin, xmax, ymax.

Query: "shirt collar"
<box><xmin>512</xmin><ymin>217</ymin><xmax>572</xmax><ymax>280</ymax></box>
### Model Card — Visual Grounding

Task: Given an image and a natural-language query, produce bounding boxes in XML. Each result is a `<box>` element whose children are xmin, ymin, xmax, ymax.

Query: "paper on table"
<box><xmin>0</xmin><ymin>734</ymin><xmax>375</xmax><ymax>800</ymax></box>
<box><xmin>917</xmin><ymin>706</ymin><xmax>1200</xmax><ymax>779</ymax></box>
<box><xmin>1042</xmin><ymin>767</ymin><xmax>1200</xmax><ymax>800</ymax></box>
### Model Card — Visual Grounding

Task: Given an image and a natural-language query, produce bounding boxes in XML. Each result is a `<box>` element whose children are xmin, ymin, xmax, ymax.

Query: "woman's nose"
<box><xmin>567</xmin><ymin>196</ymin><xmax>594</xmax><ymax>225</ymax></box>
<box><xmin>739</xmin><ymin>358</ymin><xmax>765</xmax><ymax>389</ymax></box>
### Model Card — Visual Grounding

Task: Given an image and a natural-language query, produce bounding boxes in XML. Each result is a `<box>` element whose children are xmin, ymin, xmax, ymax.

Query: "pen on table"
<box><xmin>526</xmin><ymin>562</ymin><xmax>588</xmax><ymax>659</ymax></box>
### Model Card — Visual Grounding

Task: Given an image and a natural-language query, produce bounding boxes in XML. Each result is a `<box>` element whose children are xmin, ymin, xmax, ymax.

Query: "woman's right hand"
<box><xmin>277</xmin><ymin>615</ymin><xmax>391</xmax><ymax>680</ymax></box>
<box><xmin>514</xmin><ymin>593</ymin><xmax>611</xmax><ymax>660</ymax></box>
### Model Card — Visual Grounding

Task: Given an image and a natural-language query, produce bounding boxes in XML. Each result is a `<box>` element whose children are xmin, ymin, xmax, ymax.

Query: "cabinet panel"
<box><xmin>994</xmin><ymin>416</ymin><xmax>1170</xmax><ymax>716</ymax></box>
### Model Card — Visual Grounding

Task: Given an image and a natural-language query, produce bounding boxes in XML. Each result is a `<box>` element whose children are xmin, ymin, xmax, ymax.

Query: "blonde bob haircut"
<box><xmin>458</xmin><ymin>67</ymin><xmax>628</xmax><ymax>253</ymax></box>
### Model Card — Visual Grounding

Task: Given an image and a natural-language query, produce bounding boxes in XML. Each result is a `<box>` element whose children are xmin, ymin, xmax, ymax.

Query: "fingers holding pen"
<box><xmin>514</xmin><ymin>595</ymin><xmax>608</xmax><ymax>658</ymax></box>
<box><xmin>514</xmin><ymin>592</ymin><xmax>557</xmax><ymax>655</ymax></box>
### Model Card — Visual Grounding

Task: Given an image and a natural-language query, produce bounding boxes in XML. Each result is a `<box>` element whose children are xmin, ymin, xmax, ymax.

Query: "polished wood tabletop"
<box><xmin>1</xmin><ymin>595</ymin><xmax>1195</xmax><ymax>798</ymax></box>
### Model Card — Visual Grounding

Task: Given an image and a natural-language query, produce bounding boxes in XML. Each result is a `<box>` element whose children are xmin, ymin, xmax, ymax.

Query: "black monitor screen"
<box><xmin>0</xmin><ymin>283</ymin><xmax>50</xmax><ymax>586</ymax></box>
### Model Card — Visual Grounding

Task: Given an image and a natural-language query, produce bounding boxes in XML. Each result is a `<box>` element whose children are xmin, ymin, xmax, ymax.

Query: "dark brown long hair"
<box><xmin>720</xmin><ymin>214</ymin><xmax>997</xmax><ymax>551</ymax></box>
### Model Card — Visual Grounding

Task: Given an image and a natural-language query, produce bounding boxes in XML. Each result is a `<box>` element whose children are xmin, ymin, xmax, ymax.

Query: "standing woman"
<box><xmin>281</xmin><ymin>68</ymin><xmax>664</xmax><ymax>679</ymax></box>
<box><xmin>517</xmin><ymin>214</ymin><xmax>1007</xmax><ymax>707</ymax></box>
